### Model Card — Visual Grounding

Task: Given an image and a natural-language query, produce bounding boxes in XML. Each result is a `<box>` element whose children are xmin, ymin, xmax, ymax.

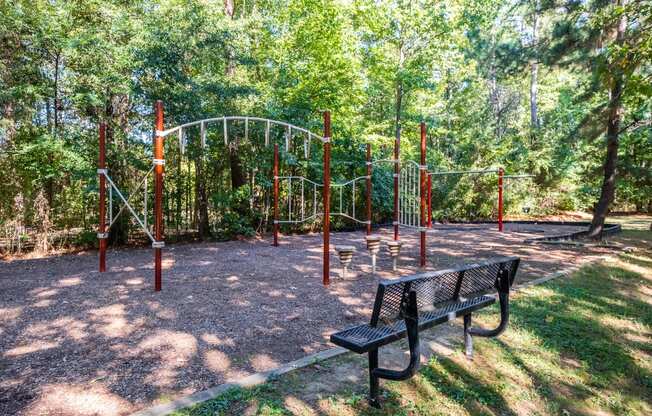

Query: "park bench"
<box><xmin>330</xmin><ymin>256</ymin><xmax>520</xmax><ymax>407</ymax></box>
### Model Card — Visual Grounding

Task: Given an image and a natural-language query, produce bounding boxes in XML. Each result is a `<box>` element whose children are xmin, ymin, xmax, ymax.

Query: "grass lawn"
<box><xmin>172</xmin><ymin>230</ymin><xmax>652</xmax><ymax>416</ymax></box>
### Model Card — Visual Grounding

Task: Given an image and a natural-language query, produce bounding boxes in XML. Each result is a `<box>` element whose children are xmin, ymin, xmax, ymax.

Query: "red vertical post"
<box><xmin>154</xmin><ymin>101</ymin><xmax>165</xmax><ymax>291</ymax></box>
<box><xmin>273</xmin><ymin>143</ymin><xmax>279</xmax><ymax>246</ymax></box>
<box><xmin>323</xmin><ymin>111</ymin><xmax>331</xmax><ymax>286</ymax></box>
<box><xmin>98</xmin><ymin>123</ymin><xmax>107</xmax><ymax>272</ymax></box>
<box><xmin>393</xmin><ymin>135</ymin><xmax>400</xmax><ymax>240</ymax></box>
<box><xmin>427</xmin><ymin>174</ymin><xmax>432</xmax><ymax>228</ymax></box>
<box><xmin>498</xmin><ymin>167</ymin><xmax>504</xmax><ymax>232</ymax></box>
<box><xmin>366</xmin><ymin>143</ymin><xmax>372</xmax><ymax>235</ymax></box>
<box><xmin>420</xmin><ymin>122</ymin><xmax>426</xmax><ymax>268</ymax></box>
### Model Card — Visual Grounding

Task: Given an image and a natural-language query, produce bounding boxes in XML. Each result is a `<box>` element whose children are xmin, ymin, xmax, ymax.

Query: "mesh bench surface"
<box><xmin>330</xmin><ymin>257</ymin><xmax>520</xmax><ymax>354</ymax></box>
<box><xmin>331</xmin><ymin>295</ymin><xmax>495</xmax><ymax>353</ymax></box>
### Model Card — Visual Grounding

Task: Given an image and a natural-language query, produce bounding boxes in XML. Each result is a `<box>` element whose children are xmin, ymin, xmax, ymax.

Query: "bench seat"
<box><xmin>329</xmin><ymin>256</ymin><xmax>520</xmax><ymax>407</ymax></box>
<box><xmin>331</xmin><ymin>295</ymin><xmax>495</xmax><ymax>353</ymax></box>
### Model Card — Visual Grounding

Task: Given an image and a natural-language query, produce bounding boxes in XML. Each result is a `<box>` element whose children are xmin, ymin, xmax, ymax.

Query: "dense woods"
<box><xmin>0</xmin><ymin>0</ymin><xmax>650</xmax><ymax>253</ymax></box>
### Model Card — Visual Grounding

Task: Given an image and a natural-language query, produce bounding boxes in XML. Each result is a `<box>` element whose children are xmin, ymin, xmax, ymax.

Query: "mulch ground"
<box><xmin>0</xmin><ymin>223</ymin><xmax>615</xmax><ymax>415</ymax></box>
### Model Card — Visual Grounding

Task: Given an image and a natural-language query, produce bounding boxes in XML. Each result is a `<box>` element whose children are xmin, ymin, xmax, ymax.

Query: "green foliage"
<box><xmin>211</xmin><ymin>186</ymin><xmax>258</xmax><ymax>240</ymax></box>
<box><xmin>0</xmin><ymin>0</ymin><xmax>650</xmax><ymax>250</ymax></box>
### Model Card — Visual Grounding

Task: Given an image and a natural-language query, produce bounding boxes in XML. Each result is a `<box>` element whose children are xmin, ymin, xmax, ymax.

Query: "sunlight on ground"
<box><xmin>172</xmin><ymin>230</ymin><xmax>652</xmax><ymax>416</ymax></box>
<box><xmin>25</xmin><ymin>384</ymin><xmax>133</xmax><ymax>416</ymax></box>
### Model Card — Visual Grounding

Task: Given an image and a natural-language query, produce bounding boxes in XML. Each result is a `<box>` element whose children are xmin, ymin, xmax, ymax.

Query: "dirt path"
<box><xmin>0</xmin><ymin>223</ymin><xmax>616</xmax><ymax>415</ymax></box>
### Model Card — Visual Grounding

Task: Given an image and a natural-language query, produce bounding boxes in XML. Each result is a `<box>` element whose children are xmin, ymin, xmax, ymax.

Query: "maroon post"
<box><xmin>419</xmin><ymin>122</ymin><xmax>427</xmax><ymax>268</ymax></box>
<box><xmin>98</xmin><ymin>123</ymin><xmax>107</xmax><ymax>272</ymax></box>
<box><xmin>427</xmin><ymin>174</ymin><xmax>432</xmax><ymax>228</ymax></box>
<box><xmin>366</xmin><ymin>143</ymin><xmax>372</xmax><ymax>235</ymax></box>
<box><xmin>498</xmin><ymin>167</ymin><xmax>504</xmax><ymax>232</ymax></box>
<box><xmin>154</xmin><ymin>101</ymin><xmax>165</xmax><ymax>291</ymax></box>
<box><xmin>393</xmin><ymin>135</ymin><xmax>400</xmax><ymax>240</ymax></box>
<box><xmin>273</xmin><ymin>143</ymin><xmax>279</xmax><ymax>246</ymax></box>
<box><xmin>323</xmin><ymin>111</ymin><xmax>331</xmax><ymax>285</ymax></box>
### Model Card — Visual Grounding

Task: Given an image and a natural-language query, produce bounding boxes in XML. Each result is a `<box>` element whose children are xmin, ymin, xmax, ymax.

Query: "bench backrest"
<box><xmin>370</xmin><ymin>257</ymin><xmax>520</xmax><ymax>327</ymax></box>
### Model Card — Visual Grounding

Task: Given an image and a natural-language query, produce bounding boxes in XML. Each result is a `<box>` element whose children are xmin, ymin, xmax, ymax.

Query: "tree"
<box><xmin>542</xmin><ymin>0</ymin><xmax>651</xmax><ymax>237</ymax></box>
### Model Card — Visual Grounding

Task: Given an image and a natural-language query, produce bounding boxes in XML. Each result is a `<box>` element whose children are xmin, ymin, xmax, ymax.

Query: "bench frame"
<box><xmin>330</xmin><ymin>257</ymin><xmax>520</xmax><ymax>407</ymax></box>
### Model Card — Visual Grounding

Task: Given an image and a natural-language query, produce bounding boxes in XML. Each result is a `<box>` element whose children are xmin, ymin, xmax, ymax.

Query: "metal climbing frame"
<box><xmin>98</xmin><ymin>102</ymin><xmax>334</xmax><ymax>290</ymax></box>
<box><xmin>273</xmin><ymin>173</ymin><xmax>370</xmax><ymax>224</ymax></box>
<box><xmin>330</xmin><ymin>175</ymin><xmax>372</xmax><ymax>225</ymax></box>
<box><xmin>396</xmin><ymin>123</ymin><xmax>428</xmax><ymax>267</ymax></box>
<box><xmin>399</xmin><ymin>160</ymin><xmax>422</xmax><ymax>229</ymax></box>
<box><xmin>275</xmin><ymin>175</ymin><xmax>323</xmax><ymax>224</ymax></box>
<box><xmin>98</xmin><ymin>103</ymin><xmax>165</xmax><ymax>290</ymax></box>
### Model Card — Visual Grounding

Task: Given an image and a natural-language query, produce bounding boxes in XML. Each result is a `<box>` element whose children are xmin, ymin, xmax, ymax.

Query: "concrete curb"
<box><xmin>131</xmin><ymin>255</ymin><xmax>613</xmax><ymax>416</ymax></box>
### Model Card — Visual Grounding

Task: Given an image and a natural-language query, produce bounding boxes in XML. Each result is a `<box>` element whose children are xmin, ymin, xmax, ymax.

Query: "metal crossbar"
<box><xmin>102</xmin><ymin>168</ymin><xmax>155</xmax><ymax>242</ymax></box>
<box><xmin>156</xmin><ymin>116</ymin><xmax>326</xmax><ymax>148</ymax></box>
<box><xmin>428</xmin><ymin>169</ymin><xmax>499</xmax><ymax>176</ymax></box>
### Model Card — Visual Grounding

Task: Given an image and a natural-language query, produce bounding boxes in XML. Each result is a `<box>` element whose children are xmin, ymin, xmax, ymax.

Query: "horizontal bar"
<box><xmin>331</xmin><ymin>213</ymin><xmax>372</xmax><ymax>225</ymax></box>
<box><xmin>503</xmin><ymin>174</ymin><xmax>535</xmax><ymax>179</ymax></box>
<box><xmin>156</xmin><ymin>116</ymin><xmax>324</xmax><ymax>143</ymax></box>
<box><xmin>331</xmin><ymin>175</ymin><xmax>370</xmax><ymax>187</ymax></box>
<box><xmin>277</xmin><ymin>176</ymin><xmax>324</xmax><ymax>187</ymax></box>
<box><xmin>428</xmin><ymin>169</ymin><xmax>500</xmax><ymax>176</ymax></box>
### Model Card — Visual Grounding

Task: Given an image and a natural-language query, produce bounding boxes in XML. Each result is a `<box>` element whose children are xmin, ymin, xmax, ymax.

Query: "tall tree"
<box><xmin>542</xmin><ymin>0</ymin><xmax>651</xmax><ymax>237</ymax></box>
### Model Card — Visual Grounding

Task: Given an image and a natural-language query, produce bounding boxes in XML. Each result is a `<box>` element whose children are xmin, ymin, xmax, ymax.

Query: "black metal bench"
<box><xmin>330</xmin><ymin>256</ymin><xmax>520</xmax><ymax>407</ymax></box>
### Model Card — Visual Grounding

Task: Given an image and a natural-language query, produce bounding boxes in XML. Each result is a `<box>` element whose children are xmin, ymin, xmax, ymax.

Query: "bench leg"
<box><xmin>368</xmin><ymin>349</ymin><xmax>380</xmax><ymax>408</ymax></box>
<box><xmin>464</xmin><ymin>314</ymin><xmax>473</xmax><ymax>360</ymax></box>
<box><xmin>468</xmin><ymin>292</ymin><xmax>510</xmax><ymax>338</ymax></box>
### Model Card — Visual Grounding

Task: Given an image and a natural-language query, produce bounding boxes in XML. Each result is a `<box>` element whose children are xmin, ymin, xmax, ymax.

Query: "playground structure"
<box><xmin>97</xmin><ymin>101</ymin><xmax>528</xmax><ymax>291</ymax></box>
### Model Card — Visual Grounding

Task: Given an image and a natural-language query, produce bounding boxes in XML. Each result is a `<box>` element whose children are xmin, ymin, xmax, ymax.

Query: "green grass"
<box><xmin>173</xmin><ymin>230</ymin><xmax>652</xmax><ymax>416</ymax></box>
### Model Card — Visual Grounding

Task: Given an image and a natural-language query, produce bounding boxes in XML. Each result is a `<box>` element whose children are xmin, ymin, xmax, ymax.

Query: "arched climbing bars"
<box><xmin>98</xmin><ymin>101</ymin><xmax>333</xmax><ymax>290</ymax></box>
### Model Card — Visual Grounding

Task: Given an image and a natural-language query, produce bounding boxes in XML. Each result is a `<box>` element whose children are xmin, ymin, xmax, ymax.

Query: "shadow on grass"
<box><xmin>171</xmin><ymin>254</ymin><xmax>652</xmax><ymax>416</ymax></box>
<box><xmin>497</xmin><ymin>260</ymin><xmax>652</xmax><ymax>413</ymax></box>
<box><xmin>418</xmin><ymin>357</ymin><xmax>519</xmax><ymax>416</ymax></box>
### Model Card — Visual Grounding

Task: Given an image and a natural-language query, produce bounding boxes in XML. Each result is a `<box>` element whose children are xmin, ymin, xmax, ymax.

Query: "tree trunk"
<box><xmin>2</xmin><ymin>101</ymin><xmax>16</xmax><ymax>146</ymax></box>
<box><xmin>588</xmin><ymin>0</ymin><xmax>627</xmax><ymax>239</ymax></box>
<box><xmin>489</xmin><ymin>32</ymin><xmax>501</xmax><ymax>140</ymax></box>
<box><xmin>195</xmin><ymin>154</ymin><xmax>210</xmax><ymax>239</ymax></box>
<box><xmin>53</xmin><ymin>51</ymin><xmax>60</xmax><ymax>133</ymax></box>
<box><xmin>224</xmin><ymin>0</ymin><xmax>245</xmax><ymax>191</ymax></box>
<box><xmin>229</xmin><ymin>145</ymin><xmax>247</xmax><ymax>189</ymax></box>
<box><xmin>529</xmin><ymin>1</ymin><xmax>539</xmax><ymax>130</ymax></box>
<box><xmin>395</xmin><ymin>42</ymin><xmax>404</xmax><ymax>143</ymax></box>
